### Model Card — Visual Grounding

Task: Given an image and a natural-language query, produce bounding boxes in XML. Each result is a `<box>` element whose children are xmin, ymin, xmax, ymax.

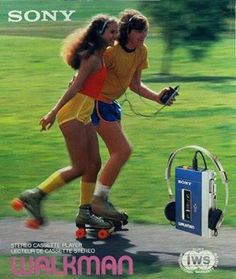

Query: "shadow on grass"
<box><xmin>143</xmin><ymin>74</ymin><xmax>236</xmax><ymax>84</ymax></box>
<box><xmin>164</xmin><ymin>107</ymin><xmax>236</xmax><ymax>118</ymax></box>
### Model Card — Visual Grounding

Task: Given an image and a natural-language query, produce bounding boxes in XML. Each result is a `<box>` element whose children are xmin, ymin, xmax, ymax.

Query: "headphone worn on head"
<box><xmin>98</xmin><ymin>19</ymin><xmax>110</xmax><ymax>35</ymax></box>
<box><xmin>126</xmin><ymin>15</ymin><xmax>136</xmax><ymax>33</ymax></box>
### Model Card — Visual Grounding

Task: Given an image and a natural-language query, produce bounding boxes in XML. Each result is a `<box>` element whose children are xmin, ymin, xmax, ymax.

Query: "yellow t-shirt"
<box><xmin>101</xmin><ymin>43</ymin><xmax>149</xmax><ymax>101</ymax></box>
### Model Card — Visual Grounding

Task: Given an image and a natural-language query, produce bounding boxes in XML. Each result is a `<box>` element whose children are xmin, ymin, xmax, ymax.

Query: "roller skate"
<box><xmin>75</xmin><ymin>205</ymin><xmax>115</xmax><ymax>240</ymax></box>
<box><xmin>11</xmin><ymin>188</ymin><xmax>46</xmax><ymax>229</ymax></box>
<box><xmin>91</xmin><ymin>196</ymin><xmax>128</xmax><ymax>230</ymax></box>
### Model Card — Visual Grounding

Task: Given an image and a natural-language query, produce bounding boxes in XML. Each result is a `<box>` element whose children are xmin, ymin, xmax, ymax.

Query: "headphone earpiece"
<box><xmin>164</xmin><ymin>201</ymin><xmax>176</xmax><ymax>222</ymax></box>
<box><xmin>208</xmin><ymin>208</ymin><xmax>223</xmax><ymax>232</ymax></box>
<box><xmin>165</xmin><ymin>204</ymin><xmax>224</xmax><ymax>231</ymax></box>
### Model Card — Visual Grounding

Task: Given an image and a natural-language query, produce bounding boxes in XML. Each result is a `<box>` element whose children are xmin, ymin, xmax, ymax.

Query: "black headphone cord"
<box><xmin>192</xmin><ymin>150</ymin><xmax>208</xmax><ymax>171</ymax></box>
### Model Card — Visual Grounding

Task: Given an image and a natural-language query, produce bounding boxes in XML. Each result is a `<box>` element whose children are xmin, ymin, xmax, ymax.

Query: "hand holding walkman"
<box><xmin>160</xmin><ymin>85</ymin><xmax>179</xmax><ymax>105</ymax></box>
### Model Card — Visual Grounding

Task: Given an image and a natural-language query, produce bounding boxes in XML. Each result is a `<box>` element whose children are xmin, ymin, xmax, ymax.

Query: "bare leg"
<box><xmin>13</xmin><ymin>119</ymin><xmax>89</xmax><ymax>226</ymax></box>
<box><xmin>91</xmin><ymin>119</ymin><xmax>130</xmax><ymax>222</ymax></box>
<box><xmin>82</xmin><ymin>122</ymin><xmax>101</xmax><ymax>183</ymax></box>
<box><xmin>59</xmin><ymin>119</ymin><xmax>88</xmax><ymax>181</ymax></box>
<box><xmin>79</xmin><ymin>123</ymin><xmax>101</xmax><ymax>206</ymax></box>
<box><xmin>96</xmin><ymin>119</ymin><xmax>132</xmax><ymax>187</ymax></box>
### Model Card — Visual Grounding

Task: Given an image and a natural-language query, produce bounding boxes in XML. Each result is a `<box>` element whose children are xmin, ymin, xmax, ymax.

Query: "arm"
<box><xmin>40</xmin><ymin>55</ymin><xmax>99</xmax><ymax>131</ymax></box>
<box><xmin>129</xmin><ymin>70</ymin><xmax>171</xmax><ymax>105</ymax></box>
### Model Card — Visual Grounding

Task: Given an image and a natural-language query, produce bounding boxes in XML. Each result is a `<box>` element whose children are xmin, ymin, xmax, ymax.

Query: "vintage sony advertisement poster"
<box><xmin>0</xmin><ymin>0</ymin><xmax>235</xmax><ymax>278</ymax></box>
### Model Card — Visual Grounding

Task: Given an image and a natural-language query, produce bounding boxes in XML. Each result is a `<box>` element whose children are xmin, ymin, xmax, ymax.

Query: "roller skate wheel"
<box><xmin>98</xmin><ymin>229</ymin><xmax>110</xmax><ymax>240</ymax></box>
<box><xmin>11</xmin><ymin>198</ymin><xmax>24</xmax><ymax>211</ymax></box>
<box><xmin>75</xmin><ymin>228</ymin><xmax>86</xmax><ymax>239</ymax></box>
<box><xmin>26</xmin><ymin>219</ymin><xmax>40</xmax><ymax>229</ymax></box>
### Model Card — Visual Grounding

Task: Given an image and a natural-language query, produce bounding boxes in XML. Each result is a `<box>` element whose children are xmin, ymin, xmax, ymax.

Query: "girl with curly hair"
<box><xmin>12</xmin><ymin>15</ymin><xmax>118</xmax><ymax>230</ymax></box>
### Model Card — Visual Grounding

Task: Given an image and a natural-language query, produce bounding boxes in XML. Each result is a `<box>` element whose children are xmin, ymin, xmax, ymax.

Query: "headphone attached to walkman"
<box><xmin>164</xmin><ymin>145</ymin><xmax>229</xmax><ymax>236</ymax></box>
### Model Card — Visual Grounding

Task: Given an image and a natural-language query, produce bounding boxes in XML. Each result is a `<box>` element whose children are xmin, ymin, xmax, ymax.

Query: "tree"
<box><xmin>140</xmin><ymin>0</ymin><xmax>231</xmax><ymax>74</ymax></box>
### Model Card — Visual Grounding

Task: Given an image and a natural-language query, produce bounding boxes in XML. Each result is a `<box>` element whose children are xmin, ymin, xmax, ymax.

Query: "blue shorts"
<box><xmin>91</xmin><ymin>100</ymin><xmax>122</xmax><ymax>126</ymax></box>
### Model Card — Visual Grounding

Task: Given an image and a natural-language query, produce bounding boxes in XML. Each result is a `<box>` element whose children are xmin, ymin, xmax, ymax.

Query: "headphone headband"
<box><xmin>99</xmin><ymin>19</ymin><xmax>110</xmax><ymax>34</ymax></box>
<box><xmin>165</xmin><ymin>145</ymin><xmax>229</xmax><ymax>213</ymax></box>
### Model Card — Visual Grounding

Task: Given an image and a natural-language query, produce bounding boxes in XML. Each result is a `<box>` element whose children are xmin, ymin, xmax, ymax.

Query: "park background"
<box><xmin>0</xmin><ymin>0</ymin><xmax>235</xmax><ymax>278</ymax></box>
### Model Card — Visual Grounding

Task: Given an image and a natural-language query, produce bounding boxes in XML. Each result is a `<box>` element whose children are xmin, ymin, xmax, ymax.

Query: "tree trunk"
<box><xmin>160</xmin><ymin>40</ymin><xmax>173</xmax><ymax>75</ymax></box>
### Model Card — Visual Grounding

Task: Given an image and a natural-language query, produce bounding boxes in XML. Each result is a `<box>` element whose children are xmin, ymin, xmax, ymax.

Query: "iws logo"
<box><xmin>179</xmin><ymin>248</ymin><xmax>218</xmax><ymax>273</ymax></box>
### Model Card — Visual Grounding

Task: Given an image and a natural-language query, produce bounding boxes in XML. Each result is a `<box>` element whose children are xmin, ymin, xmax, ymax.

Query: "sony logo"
<box><xmin>178</xmin><ymin>179</ymin><xmax>192</xmax><ymax>186</ymax></box>
<box><xmin>8</xmin><ymin>10</ymin><xmax>76</xmax><ymax>23</ymax></box>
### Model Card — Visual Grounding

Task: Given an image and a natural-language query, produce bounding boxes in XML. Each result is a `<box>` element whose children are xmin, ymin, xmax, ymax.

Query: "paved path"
<box><xmin>1</xmin><ymin>218</ymin><xmax>235</xmax><ymax>270</ymax></box>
